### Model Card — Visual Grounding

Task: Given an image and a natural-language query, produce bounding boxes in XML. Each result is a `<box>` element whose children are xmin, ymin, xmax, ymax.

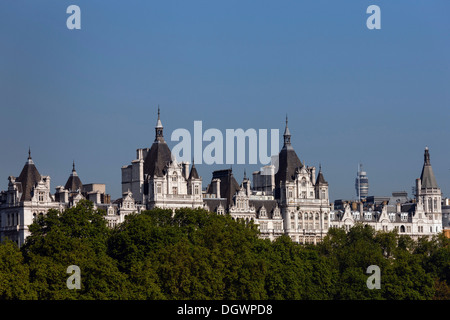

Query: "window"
<box><xmin>298</xmin><ymin>222</ymin><xmax>303</xmax><ymax>230</ymax></box>
<box><xmin>434</xmin><ymin>198</ymin><xmax>438</xmax><ymax>211</ymax></box>
<box><xmin>301</xmin><ymin>178</ymin><xmax>306</xmax><ymax>187</ymax></box>
<box><xmin>157</xmin><ymin>184</ymin><xmax>162</xmax><ymax>194</ymax></box>
<box><xmin>38</xmin><ymin>192</ymin><xmax>44</xmax><ymax>202</ymax></box>
<box><xmin>288</xmin><ymin>190</ymin><xmax>293</xmax><ymax>198</ymax></box>
<box><xmin>172</xmin><ymin>187</ymin><xmax>178</xmax><ymax>195</ymax></box>
<box><xmin>172</xmin><ymin>173</ymin><xmax>177</xmax><ymax>182</ymax></box>
<box><xmin>428</xmin><ymin>198</ymin><xmax>433</xmax><ymax>212</ymax></box>
<box><xmin>194</xmin><ymin>185</ymin><xmax>199</xmax><ymax>195</ymax></box>
<box><xmin>302</xmin><ymin>191</ymin><xmax>306</xmax><ymax>199</ymax></box>
<box><xmin>321</xmin><ymin>190</ymin><xmax>325</xmax><ymax>199</ymax></box>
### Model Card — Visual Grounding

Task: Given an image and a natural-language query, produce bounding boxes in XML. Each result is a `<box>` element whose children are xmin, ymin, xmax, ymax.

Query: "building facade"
<box><xmin>0</xmin><ymin>152</ymin><xmax>114</xmax><ymax>246</ymax></box>
<box><xmin>330</xmin><ymin>147</ymin><xmax>444</xmax><ymax>239</ymax></box>
<box><xmin>0</xmin><ymin>111</ymin><xmax>446</xmax><ymax>246</ymax></box>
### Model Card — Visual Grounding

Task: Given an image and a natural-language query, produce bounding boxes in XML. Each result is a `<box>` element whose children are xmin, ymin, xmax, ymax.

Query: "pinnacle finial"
<box><xmin>73</xmin><ymin>160</ymin><xmax>76</xmax><ymax>172</ymax></box>
<box><xmin>158</xmin><ymin>105</ymin><xmax>160</xmax><ymax>119</ymax></box>
<box><xmin>28</xmin><ymin>147</ymin><xmax>31</xmax><ymax>160</ymax></box>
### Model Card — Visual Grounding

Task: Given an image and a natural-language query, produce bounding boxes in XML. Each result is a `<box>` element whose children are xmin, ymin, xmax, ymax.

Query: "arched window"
<box><xmin>172</xmin><ymin>172</ymin><xmax>178</xmax><ymax>182</ymax></box>
<box><xmin>400</xmin><ymin>225</ymin><xmax>405</xmax><ymax>233</ymax></box>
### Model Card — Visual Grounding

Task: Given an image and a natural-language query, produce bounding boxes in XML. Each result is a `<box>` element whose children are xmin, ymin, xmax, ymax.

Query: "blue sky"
<box><xmin>1</xmin><ymin>1</ymin><xmax>449</xmax><ymax>201</ymax></box>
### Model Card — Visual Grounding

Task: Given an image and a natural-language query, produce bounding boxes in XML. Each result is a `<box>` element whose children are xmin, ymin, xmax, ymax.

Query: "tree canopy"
<box><xmin>0</xmin><ymin>200</ymin><xmax>449</xmax><ymax>300</ymax></box>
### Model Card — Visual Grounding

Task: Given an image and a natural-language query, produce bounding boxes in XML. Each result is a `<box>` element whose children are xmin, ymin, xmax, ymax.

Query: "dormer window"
<box><xmin>301</xmin><ymin>178</ymin><xmax>306</xmax><ymax>187</ymax></box>
<box><xmin>172</xmin><ymin>172</ymin><xmax>178</xmax><ymax>182</ymax></box>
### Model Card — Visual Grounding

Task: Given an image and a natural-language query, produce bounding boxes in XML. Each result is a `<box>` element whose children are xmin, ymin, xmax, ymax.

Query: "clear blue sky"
<box><xmin>1</xmin><ymin>1</ymin><xmax>449</xmax><ymax>201</ymax></box>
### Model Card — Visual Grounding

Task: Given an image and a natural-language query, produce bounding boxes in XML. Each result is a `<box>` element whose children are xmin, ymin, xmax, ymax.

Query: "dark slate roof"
<box><xmin>275</xmin><ymin>118</ymin><xmax>303</xmax><ymax>186</ymax></box>
<box><xmin>249</xmin><ymin>199</ymin><xmax>278</xmax><ymax>218</ymax></box>
<box><xmin>316</xmin><ymin>169</ymin><xmax>328</xmax><ymax>185</ymax></box>
<box><xmin>16</xmin><ymin>154</ymin><xmax>41</xmax><ymax>201</ymax></box>
<box><xmin>64</xmin><ymin>163</ymin><xmax>83</xmax><ymax>192</ymax></box>
<box><xmin>420</xmin><ymin>148</ymin><xmax>438</xmax><ymax>189</ymax></box>
<box><xmin>143</xmin><ymin>141</ymin><xmax>172</xmax><ymax>178</ymax></box>
<box><xmin>188</xmin><ymin>163</ymin><xmax>200</xmax><ymax>180</ymax></box>
<box><xmin>144</xmin><ymin>108</ymin><xmax>173</xmax><ymax>179</ymax></box>
<box><xmin>203</xmin><ymin>198</ymin><xmax>228</xmax><ymax>212</ymax></box>
<box><xmin>275</xmin><ymin>146</ymin><xmax>303</xmax><ymax>185</ymax></box>
<box><xmin>206</xmin><ymin>169</ymin><xmax>240</xmax><ymax>205</ymax></box>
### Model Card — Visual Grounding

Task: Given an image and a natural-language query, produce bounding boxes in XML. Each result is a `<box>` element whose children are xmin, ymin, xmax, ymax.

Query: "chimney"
<box><xmin>396</xmin><ymin>202</ymin><xmax>401</xmax><ymax>213</ymax></box>
<box><xmin>182</xmin><ymin>162</ymin><xmax>190</xmax><ymax>179</ymax></box>
<box><xmin>359</xmin><ymin>201</ymin><xmax>364</xmax><ymax>213</ymax></box>
<box><xmin>416</xmin><ymin>178</ymin><xmax>421</xmax><ymax>200</ymax></box>
<box><xmin>212</xmin><ymin>178</ymin><xmax>221</xmax><ymax>198</ymax></box>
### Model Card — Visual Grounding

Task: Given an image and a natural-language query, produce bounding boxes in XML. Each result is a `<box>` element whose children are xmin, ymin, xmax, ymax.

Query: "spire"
<box><xmin>27</xmin><ymin>147</ymin><xmax>33</xmax><ymax>164</ymax></box>
<box><xmin>156</xmin><ymin>105</ymin><xmax>163</xmax><ymax>128</ymax></box>
<box><xmin>420</xmin><ymin>147</ymin><xmax>438</xmax><ymax>189</ymax></box>
<box><xmin>65</xmin><ymin>161</ymin><xmax>82</xmax><ymax>191</ymax></box>
<box><xmin>188</xmin><ymin>160</ymin><xmax>200</xmax><ymax>180</ymax></box>
<box><xmin>424</xmin><ymin>146</ymin><xmax>430</xmax><ymax>165</ymax></box>
<box><xmin>155</xmin><ymin>105</ymin><xmax>164</xmax><ymax>142</ymax></box>
<box><xmin>17</xmin><ymin>148</ymin><xmax>41</xmax><ymax>201</ymax></box>
<box><xmin>283</xmin><ymin>115</ymin><xmax>291</xmax><ymax>147</ymax></box>
<box><xmin>316</xmin><ymin>164</ymin><xmax>328</xmax><ymax>185</ymax></box>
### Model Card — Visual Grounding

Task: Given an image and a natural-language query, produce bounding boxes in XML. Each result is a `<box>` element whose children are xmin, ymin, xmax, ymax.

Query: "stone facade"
<box><xmin>0</xmin><ymin>112</ymin><xmax>446</xmax><ymax>246</ymax></box>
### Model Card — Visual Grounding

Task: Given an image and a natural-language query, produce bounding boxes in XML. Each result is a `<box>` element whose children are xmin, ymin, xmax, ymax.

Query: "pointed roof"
<box><xmin>275</xmin><ymin>117</ymin><xmax>303</xmax><ymax>185</ymax></box>
<box><xmin>144</xmin><ymin>108</ymin><xmax>172</xmax><ymax>179</ymax></box>
<box><xmin>156</xmin><ymin>105</ymin><xmax>163</xmax><ymax>128</ymax></box>
<box><xmin>316</xmin><ymin>165</ymin><xmax>328</xmax><ymax>185</ymax></box>
<box><xmin>188</xmin><ymin>162</ymin><xmax>200</xmax><ymax>180</ymax></box>
<box><xmin>420</xmin><ymin>147</ymin><xmax>438</xmax><ymax>189</ymax></box>
<box><xmin>64</xmin><ymin>161</ymin><xmax>83</xmax><ymax>192</ymax></box>
<box><xmin>16</xmin><ymin>149</ymin><xmax>41</xmax><ymax>201</ymax></box>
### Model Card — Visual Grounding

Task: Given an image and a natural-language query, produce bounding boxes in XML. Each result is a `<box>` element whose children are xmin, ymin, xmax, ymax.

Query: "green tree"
<box><xmin>0</xmin><ymin>240</ymin><xmax>36</xmax><ymax>299</ymax></box>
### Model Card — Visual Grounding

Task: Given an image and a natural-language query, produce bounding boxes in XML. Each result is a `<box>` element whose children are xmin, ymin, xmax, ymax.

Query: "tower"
<box><xmin>416</xmin><ymin>147</ymin><xmax>442</xmax><ymax>234</ymax></box>
<box><xmin>355</xmin><ymin>163</ymin><xmax>369</xmax><ymax>200</ymax></box>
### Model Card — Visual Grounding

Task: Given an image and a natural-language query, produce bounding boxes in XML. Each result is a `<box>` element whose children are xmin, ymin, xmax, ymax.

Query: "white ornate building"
<box><xmin>0</xmin><ymin>110</ymin><xmax>445</xmax><ymax>246</ymax></box>
<box><xmin>329</xmin><ymin>147</ymin><xmax>443</xmax><ymax>239</ymax></box>
<box><xmin>0</xmin><ymin>152</ymin><xmax>114</xmax><ymax>246</ymax></box>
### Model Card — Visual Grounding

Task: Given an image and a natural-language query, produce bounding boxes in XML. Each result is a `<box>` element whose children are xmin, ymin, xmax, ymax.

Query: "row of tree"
<box><xmin>0</xmin><ymin>200</ymin><xmax>449</xmax><ymax>300</ymax></box>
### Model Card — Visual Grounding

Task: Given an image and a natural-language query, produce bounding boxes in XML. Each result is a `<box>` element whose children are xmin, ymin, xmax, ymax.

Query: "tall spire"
<box><xmin>156</xmin><ymin>105</ymin><xmax>163</xmax><ymax>128</ymax></box>
<box><xmin>424</xmin><ymin>146</ymin><xmax>431</xmax><ymax>165</ymax></box>
<box><xmin>27</xmin><ymin>147</ymin><xmax>34</xmax><ymax>164</ymax></box>
<box><xmin>155</xmin><ymin>105</ymin><xmax>164</xmax><ymax>142</ymax></box>
<box><xmin>72</xmin><ymin>160</ymin><xmax>76</xmax><ymax>172</ymax></box>
<box><xmin>420</xmin><ymin>146</ymin><xmax>438</xmax><ymax>189</ymax></box>
<box><xmin>283</xmin><ymin>114</ymin><xmax>291</xmax><ymax>147</ymax></box>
